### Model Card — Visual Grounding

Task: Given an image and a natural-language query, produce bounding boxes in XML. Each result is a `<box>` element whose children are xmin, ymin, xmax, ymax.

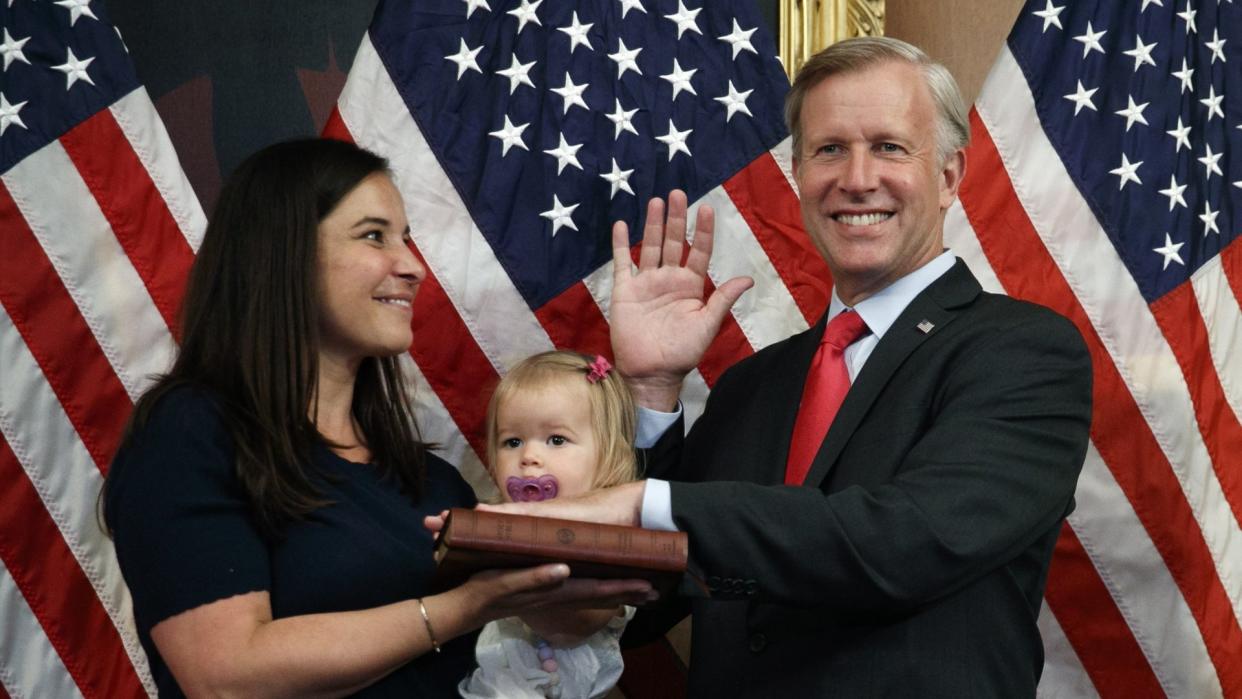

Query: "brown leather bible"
<box><xmin>431</xmin><ymin>508</ymin><xmax>688</xmax><ymax>596</ymax></box>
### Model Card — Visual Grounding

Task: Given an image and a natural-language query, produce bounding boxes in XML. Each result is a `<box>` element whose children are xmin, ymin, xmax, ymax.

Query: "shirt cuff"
<box><xmin>635</xmin><ymin>404</ymin><xmax>681</xmax><ymax>449</ymax></box>
<box><xmin>640</xmin><ymin>478</ymin><xmax>677</xmax><ymax>531</ymax></box>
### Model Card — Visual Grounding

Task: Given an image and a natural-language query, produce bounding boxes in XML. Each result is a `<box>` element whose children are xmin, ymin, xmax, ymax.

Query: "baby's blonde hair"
<box><xmin>485</xmin><ymin>351</ymin><xmax>638</xmax><ymax>490</ymax></box>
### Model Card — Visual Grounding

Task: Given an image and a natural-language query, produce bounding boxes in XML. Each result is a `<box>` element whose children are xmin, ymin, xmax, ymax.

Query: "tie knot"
<box><xmin>823</xmin><ymin>310</ymin><xmax>868</xmax><ymax>349</ymax></box>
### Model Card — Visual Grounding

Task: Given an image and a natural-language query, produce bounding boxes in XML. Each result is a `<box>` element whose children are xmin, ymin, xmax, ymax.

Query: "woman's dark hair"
<box><xmin>120</xmin><ymin>138</ymin><xmax>428</xmax><ymax>538</ymax></box>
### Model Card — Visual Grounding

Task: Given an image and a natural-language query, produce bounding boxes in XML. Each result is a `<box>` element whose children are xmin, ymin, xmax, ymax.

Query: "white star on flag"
<box><xmin>543</xmin><ymin>134</ymin><xmax>584</xmax><ymax>174</ymax></box>
<box><xmin>445</xmin><ymin>39</ymin><xmax>483</xmax><ymax>80</ymax></box>
<box><xmin>0</xmin><ymin>91</ymin><xmax>26</xmax><ymax>135</ymax></box>
<box><xmin>1199</xmin><ymin>201</ymin><xmax>1220</xmax><ymax>235</ymax></box>
<box><xmin>1166</xmin><ymin>117</ymin><xmax>1192</xmax><ymax>152</ymax></box>
<box><xmin>507</xmin><ymin>0</ymin><xmax>543</xmax><ymax>34</ymax></box>
<box><xmin>1198</xmin><ymin>143</ymin><xmax>1222</xmax><ymax>179</ymax></box>
<box><xmin>718</xmin><ymin>20</ymin><xmax>757</xmax><ymax>59</ymax></box>
<box><xmin>715</xmin><ymin>80</ymin><xmax>754</xmax><ymax>122</ymax></box>
<box><xmin>1</xmin><ymin>28</ymin><xmax>30</xmax><ymax>70</ymax></box>
<box><xmin>600</xmin><ymin>158</ymin><xmax>635</xmax><ymax>198</ymax></box>
<box><xmin>656</xmin><ymin>119</ymin><xmax>693</xmax><ymax>160</ymax></box>
<box><xmin>539</xmin><ymin>195</ymin><xmax>579</xmax><ymax>236</ymax></box>
<box><xmin>53</xmin><ymin>0</ymin><xmax>97</xmax><ymax>26</ymax></box>
<box><xmin>606</xmin><ymin>99</ymin><xmax>639</xmax><ymax>138</ymax></box>
<box><xmin>660</xmin><ymin>59</ymin><xmax>697</xmax><ymax>100</ymax></box>
<box><xmin>1033</xmin><ymin>0</ymin><xmax>1065</xmax><ymax>32</ymax></box>
<box><xmin>608</xmin><ymin>39</ymin><xmax>642</xmax><ymax>79</ymax></box>
<box><xmin>616</xmin><ymin>0</ymin><xmax>646</xmax><ymax>19</ymax></box>
<box><xmin>1063</xmin><ymin>80</ymin><xmax>1098</xmax><ymax>115</ymax></box>
<box><xmin>1122</xmin><ymin>36</ymin><xmax>1157</xmax><ymax>71</ymax></box>
<box><xmin>1199</xmin><ymin>86</ymin><xmax>1224</xmax><ymax>120</ymax></box>
<box><xmin>664</xmin><ymin>1</ymin><xmax>702</xmax><ymax>39</ymax></box>
<box><xmin>1176</xmin><ymin>5</ymin><xmax>1197</xmax><ymax>34</ymax></box>
<box><xmin>1074</xmin><ymin>22</ymin><xmax>1107</xmax><ymax>57</ymax></box>
<box><xmin>551</xmin><ymin>72</ymin><xmax>590</xmax><ymax>114</ymax></box>
<box><xmin>52</xmin><ymin>47</ymin><xmax>96</xmax><ymax>90</ymax></box>
<box><xmin>1205</xmin><ymin>29</ymin><xmax>1226</xmax><ymax>63</ymax></box>
<box><xmin>1158</xmin><ymin>175</ymin><xmax>1187</xmax><ymax>210</ymax></box>
<box><xmin>1141</xmin><ymin>0</ymin><xmax>1163</xmax><ymax>10</ymax></box>
<box><xmin>496</xmin><ymin>55</ymin><xmax>536</xmax><ymax>94</ymax></box>
<box><xmin>1153</xmin><ymin>233</ymin><xmax>1185</xmax><ymax>269</ymax></box>
<box><xmin>1109</xmin><ymin>153</ymin><xmax>1143</xmax><ymax>189</ymax></box>
<box><xmin>1114</xmin><ymin>96</ymin><xmax>1150</xmax><ymax>131</ymax></box>
<box><xmin>559</xmin><ymin>12</ymin><xmax>594</xmax><ymax>53</ymax></box>
<box><xmin>1171</xmin><ymin>59</ymin><xmax>1194</xmax><ymax>92</ymax></box>
<box><xmin>462</xmin><ymin>0</ymin><xmax>490</xmax><ymax>18</ymax></box>
<box><xmin>488</xmin><ymin>116</ymin><xmax>529</xmax><ymax>156</ymax></box>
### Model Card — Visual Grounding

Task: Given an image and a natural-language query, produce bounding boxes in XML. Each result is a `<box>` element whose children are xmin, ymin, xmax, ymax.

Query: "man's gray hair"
<box><xmin>784</xmin><ymin>36</ymin><xmax>970</xmax><ymax>165</ymax></box>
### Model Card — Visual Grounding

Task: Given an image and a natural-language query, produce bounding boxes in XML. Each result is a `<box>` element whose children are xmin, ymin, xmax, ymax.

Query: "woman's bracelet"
<box><xmin>417</xmin><ymin>598</ymin><xmax>441</xmax><ymax>653</ymax></box>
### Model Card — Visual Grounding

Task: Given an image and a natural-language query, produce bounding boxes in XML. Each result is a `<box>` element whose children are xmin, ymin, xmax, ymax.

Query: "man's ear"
<box><xmin>939</xmin><ymin>148</ymin><xmax>967</xmax><ymax>209</ymax></box>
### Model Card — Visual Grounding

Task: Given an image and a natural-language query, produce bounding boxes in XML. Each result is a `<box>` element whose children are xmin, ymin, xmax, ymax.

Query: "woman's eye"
<box><xmin>363</xmin><ymin>230</ymin><xmax>383</xmax><ymax>242</ymax></box>
<box><xmin>548</xmin><ymin>435</ymin><xmax>567</xmax><ymax>446</ymax></box>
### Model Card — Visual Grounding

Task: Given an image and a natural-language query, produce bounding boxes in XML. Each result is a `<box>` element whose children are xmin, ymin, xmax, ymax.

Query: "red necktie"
<box><xmin>784</xmin><ymin>311</ymin><xmax>870</xmax><ymax>485</ymax></box>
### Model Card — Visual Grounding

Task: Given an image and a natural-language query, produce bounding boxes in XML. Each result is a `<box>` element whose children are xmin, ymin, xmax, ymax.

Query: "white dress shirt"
<box><xmin>637</xmin><ymin>251</ymin><xmax>957</xmax><ymax>531</ymax></box>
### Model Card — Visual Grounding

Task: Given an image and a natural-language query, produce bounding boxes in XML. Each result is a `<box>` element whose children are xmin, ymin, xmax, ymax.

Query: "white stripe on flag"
<box><xmin>944</xmin><ymin>202</ymin><xmax>1005</xmax><ymax>295</ymax></box>
<box><xmin>109</xmin><ymin>88</ymin><xmax>208</xmax><ymax>252</ymax></box>
<box><xmin>1035</xmin><ymin>603</ymin><xmax>1099</xmax><ymax>699</ymax></box>
<box><xmin>977</xmin><ymin>46</ymin><xmax>1242</xmax><ymax>615</ymax></box>
<box><xmin>397</xmin><ymin>353</ymin><xmax>496</xmax><ymax>501</ymax></box>
<box><xmin>1190</xmin><ymin>254</ymin><xmax>1242</xmax><ymax>426</ymax></box>
<box><xmin>338</xmin><ymin>35</ymin><xmax>554</xmax><ymax>374</ymax></box>
<box><xmin>0</xmin><ymin>558</ymin><xmax>86</xmax><ymax>699</ymax></box>
<box><xmin>1071</xmin><ymin>444</ymin><xmax>1221</xmax><ymax>698</ymax></box>
<box><xmin>690</xmin><ymin>187</ymin><xmax>809</xmax><ymax>351</ymax></box>
<box><xmin>2</xmin><ymin>144</ymin><xmax>176</xmax><ymax>402</ymax></box>
<box><xmin>0</xmin><ymin>305</ymin><xmax>154</xmax><ymax>694</ymax></box>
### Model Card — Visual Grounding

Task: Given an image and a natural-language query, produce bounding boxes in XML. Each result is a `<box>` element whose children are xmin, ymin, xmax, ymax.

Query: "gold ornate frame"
<box><xmin>779</xmin><ymin>0</ymin><xmax>886</xmax><ymax>80</ymax></box>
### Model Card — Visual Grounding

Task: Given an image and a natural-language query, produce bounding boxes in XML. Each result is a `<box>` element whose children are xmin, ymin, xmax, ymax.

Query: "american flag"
<box><xmin>947</xmin><ymin>0</ymin><xmax>1241</xmax><ymax>696</ymax></box>
<box><xmin>323</xmin><ymin>0</ymin><xmax>823</xmax><ymax>502</ymax></box>
<box><xmin>0</xmin><ymin>0</ymin><xmax>202</xmax><ymax>696</ymax></box>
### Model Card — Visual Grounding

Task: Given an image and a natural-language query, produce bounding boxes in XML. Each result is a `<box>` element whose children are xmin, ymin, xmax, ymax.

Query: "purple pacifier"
<box><xmin>506</xmin><ymin>475</ymin><xmax>559</xmax><ymax>502</ymax></box>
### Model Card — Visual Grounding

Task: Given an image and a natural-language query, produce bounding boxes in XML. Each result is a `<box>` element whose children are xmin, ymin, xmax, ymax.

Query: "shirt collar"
<box><xmin>827</xmin><ymin>251</ymin><xmax>956</xmax><ymax>340</ymax></box>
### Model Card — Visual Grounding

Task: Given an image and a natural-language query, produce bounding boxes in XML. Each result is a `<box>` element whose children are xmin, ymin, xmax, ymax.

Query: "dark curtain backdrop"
<box><xmin>107</xmin><ymin>0</ymin><xmax>779</xmax><ymax>211</ymax></box>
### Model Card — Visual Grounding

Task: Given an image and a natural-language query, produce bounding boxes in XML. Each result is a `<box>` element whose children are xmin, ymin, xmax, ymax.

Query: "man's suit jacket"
<box><xmin>629</xmin><ymin>260</ymin><xmax>1093</xmax><ymax>698</ymax></box>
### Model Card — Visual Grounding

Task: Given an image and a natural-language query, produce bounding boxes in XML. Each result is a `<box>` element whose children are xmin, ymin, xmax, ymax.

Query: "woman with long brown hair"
<box><xmin>104</xmin><ymin>138</ymin><xmax>650</xmax><ymax>697</ymax></box>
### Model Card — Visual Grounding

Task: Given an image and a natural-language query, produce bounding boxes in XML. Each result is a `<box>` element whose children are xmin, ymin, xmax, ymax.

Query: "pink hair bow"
<box><xmin>586</xmin><ymin>355</ymin><xmax>612</xmax><ymax>384</ymax></box>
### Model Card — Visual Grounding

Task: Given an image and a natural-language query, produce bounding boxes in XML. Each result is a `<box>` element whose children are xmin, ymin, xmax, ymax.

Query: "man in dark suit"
<box><xmin>486</xmin><ymin>37</ymin><xmax>1092</xmax><ymax>697</ymax></box>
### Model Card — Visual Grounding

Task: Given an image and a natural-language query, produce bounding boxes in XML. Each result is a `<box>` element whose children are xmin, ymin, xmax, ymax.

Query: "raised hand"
<box><xmin>610</xmin><ymin>190</ymin><xmax>754</xmax><ymax>410</ymax></box>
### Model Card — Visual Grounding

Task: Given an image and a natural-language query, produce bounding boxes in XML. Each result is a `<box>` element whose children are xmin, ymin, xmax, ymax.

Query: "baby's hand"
<box><xmin>422</xmin><ymin>510</ymin><xmax>449</xmax><ymax>534</ymax></box>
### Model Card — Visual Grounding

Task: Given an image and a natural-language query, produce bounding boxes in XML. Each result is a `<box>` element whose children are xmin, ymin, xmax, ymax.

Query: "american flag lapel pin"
<box><xmin>917</xmin><ymin>320</ymin><xmax>935</xmax><ymax>334</ymax></box>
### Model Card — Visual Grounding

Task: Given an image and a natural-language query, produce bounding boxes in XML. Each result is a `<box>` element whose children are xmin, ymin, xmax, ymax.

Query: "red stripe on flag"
<box><xmin>323</xmin><ymin>107</ymin><xmax>349</xmax><ymax>143</ymax></box>
<box><xmin>960</xmin><ymin>112</ymin><xmax>1242</xmax><ymax>691</ymax></box>
<box><xmin>323</xmin><ymin>111</ymin><xmax>499</xmax><ymax>458</ymax></box>
<box><xmin>721</xmin><ymin>152</ymin><xmax>831</xmax><ymax>325</ymax></box>
<box><xmin>59</xmin><ymin>110</ymin><xmax>195</xmax><ymax>339</ymax></box>
<box><xmin>0</xmin><ymin>183</ymin><xmax>131</xmax><ymax>471</ymax></box>
<box><xmin>0</xmin><ymin>437</ymin><xmax>146</xmax><ymax>699</ymax></box>
<box><xmin>409</xmin><ymin>268</ymin><xmax>499</xmax><ymax>460</ymax></box>
<box><xmin>1149</xmin><ymin>283</ymin><xmax>1242</xmax><ymax>525</ymax></box>
<box><xmin>1221</xmin><ymin>236</ymin><xmax>1242</xmax><ymax>313</ymax></box>
<box><xmin>1044</xmin><ymin>524</ymin><xmax>1166</xmax><ymax>698</ymax></box>
<box><xmin>534</xmin><ymin>282</ymin><xmax>612</xmax><ymax>359</ymax></box>
<box><xmin>697</xmin><ymin>276</ymin><xmax>754</xmax><ymax>388</ymax></box>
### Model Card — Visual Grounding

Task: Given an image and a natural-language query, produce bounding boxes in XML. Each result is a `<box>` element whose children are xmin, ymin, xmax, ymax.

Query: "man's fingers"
<box><xmin>685</xmin><ymin>204</ymin><xmax>716</xmax><ymax>276</ymax></box>
<box><xmin>612</xmin><ymin>221</ymin><xmax>634</xmax><ymax>284</ymax></box>
<box><xmin>662</xmin><ymin>190</ymin><xmax>688</xmax><ymax>267</ymax></box>
<box><xmin>638</xmin><ymin>197</ymin><xmax>665</xmax><ymax>270</ymax></box>
<box><xmin>704</xmin><ymin>276</ymin><xmax>754</xmax><ymax>321</ymax></box>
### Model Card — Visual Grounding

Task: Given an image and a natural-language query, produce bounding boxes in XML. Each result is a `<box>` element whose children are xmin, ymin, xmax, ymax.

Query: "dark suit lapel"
<box><xmin>802</xmin><ymin>260</ymin><xmax>983</xmax><ymax>488</ymax></box>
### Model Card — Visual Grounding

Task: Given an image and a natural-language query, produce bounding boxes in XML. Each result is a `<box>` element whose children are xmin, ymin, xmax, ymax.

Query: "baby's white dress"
<box><xmin>459</xmin><ymin>607</ymin><xmax>634</xmax><ymax>699</ymax></box>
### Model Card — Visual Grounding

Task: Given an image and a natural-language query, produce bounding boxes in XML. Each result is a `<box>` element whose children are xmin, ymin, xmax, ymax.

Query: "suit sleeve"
<box><xmin>668</xmin><ymin>310</ymin><xmax>1092</xmax><ymax>613</ymax></box>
